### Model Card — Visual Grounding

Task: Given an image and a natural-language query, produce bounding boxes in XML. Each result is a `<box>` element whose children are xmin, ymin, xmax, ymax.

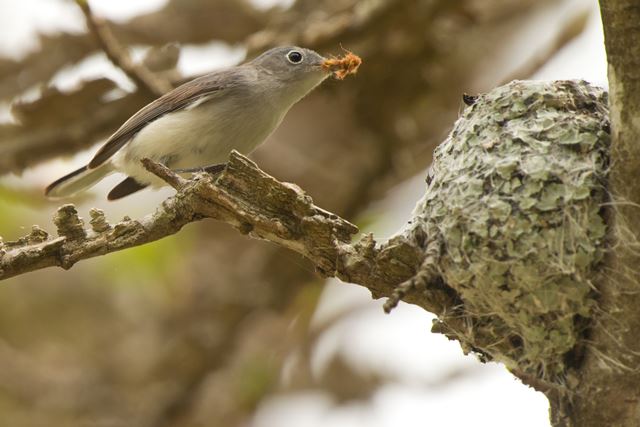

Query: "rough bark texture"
<box><xmin>556</xmin><ymin>2</ymin><xmax>640</xmax><ymax>426</ymax></box>
<box><xmin>0</xmin><ymin>152</ymin><xmax>425</xmax><ymax>308</ymax></box>
<box><xmin>1</xmin><ymin>79</ymin><xmax>613</xmax><ymax>394</ymax></box>
<box><xmin>0</xmin><ymin>1</ymin><xmax>595</xmax><ymax>425</ymax></box>
<box><xmin>405</xmin><ymin>80</ymin><xmax>609</xmax><ymax>385</ymax></box>
<box><xmin>0</xmin><ymin>0</ymin><xmax>584</xmax><ymax>184</ymax></box>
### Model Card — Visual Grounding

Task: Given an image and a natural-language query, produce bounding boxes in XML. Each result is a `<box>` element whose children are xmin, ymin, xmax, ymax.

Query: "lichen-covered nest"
<box><xmin>409</xmin><ymin>80</ymin><xmax>610</xmax><ymax>381</ymax></box>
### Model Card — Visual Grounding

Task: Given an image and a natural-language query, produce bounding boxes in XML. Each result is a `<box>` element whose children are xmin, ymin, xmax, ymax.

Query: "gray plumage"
<box><xmin>46</xmin><ymin>46</ymin><xmax>330</xmax><ymax>200</ymax></box>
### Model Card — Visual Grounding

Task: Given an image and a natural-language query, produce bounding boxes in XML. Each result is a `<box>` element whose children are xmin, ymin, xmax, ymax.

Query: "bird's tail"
<box><xmin>45</xmin><ymin>163</ymin><xmax>114</xmax><ymax>198</ymax></box>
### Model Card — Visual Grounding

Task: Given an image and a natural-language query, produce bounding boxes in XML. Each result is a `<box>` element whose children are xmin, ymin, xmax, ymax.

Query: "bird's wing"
<box><xmin>88</xmin><ymin>71</ymin><xmax>238</xmax><ymax>168</ymax></box>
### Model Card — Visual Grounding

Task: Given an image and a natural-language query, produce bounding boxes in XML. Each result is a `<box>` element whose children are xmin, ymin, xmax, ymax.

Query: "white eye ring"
<box><xmin>286</xmin><ymin>50</ymin><xmax>304</xmax><ymax>64</ymax></box>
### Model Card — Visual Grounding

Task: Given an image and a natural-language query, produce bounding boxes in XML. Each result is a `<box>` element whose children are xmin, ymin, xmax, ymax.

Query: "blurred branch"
<box><xmin>497</xmin><ymin>5</ymin><xmax>591</xmax><ymax>85</ymax></box>
<box><xmin>0</xmin><ymin>0</ymin><xmax>587</xmax><ymax>187</ymax></box>
<box><xmin>1</xmin><ymin>80</ymin><xmax>611</xmax><ymax>413</ymax></box>
<box><xmin>0</xmin><ymin>79</ymin><xmax>148</xmax><ymax>175</ymax></box>
<box><xmin>0</xmin><ymin>45</ymin><xmax>181</xmax><ymax>175</ymax></box>
<box><xmin>0</xmin><ymin>152</ymin><xmax>425</xmax><ymax>310</ymax></box>
<box><xmin>247</xmin><ymin>0</ymin><xmax>407</xmax><ymax>51</ymax></box>
<box><xmin>0</xmin><ymin>0</ymin><xmax>265</xmax><ymax>102</ymax></box>
<box><xmin>0</xmin><ymin>337</ymin><xmax>94</xmax><ymax>404</ymax></box>
<box><xmin>0</xmin><ymin>2</ymin><xmax>595</xmax><ymax>425</ymax></box>
<box><xmin>76</xmin><ymin>0</ymin><xmax>172</xmax><ymax>97</ymax></box>
<box><xmin>0</xmin><ymin>0</ymin><xmax>262</xmax><ymax>175</ymax></box>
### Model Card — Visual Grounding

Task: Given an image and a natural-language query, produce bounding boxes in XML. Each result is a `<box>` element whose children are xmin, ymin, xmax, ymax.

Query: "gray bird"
<box><xmin>46</xmin><ymin>46</ymin><xmax>332</xmax><ymax>200</ymax></box>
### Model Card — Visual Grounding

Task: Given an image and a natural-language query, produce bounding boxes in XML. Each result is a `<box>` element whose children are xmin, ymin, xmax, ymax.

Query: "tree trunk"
<box><xmin>552</xmin><ymin>2</ymin><xmax>640</xmax><ymax>426</ymax></box>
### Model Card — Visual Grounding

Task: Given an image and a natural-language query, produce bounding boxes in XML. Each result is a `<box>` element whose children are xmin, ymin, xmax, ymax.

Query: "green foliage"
<box><xmin>98</xmin><ymin>228</ymin><xmax>194</xmax><ymax>287</ymax></box>
<box><xmin>235</xmin><ymin>356</ymin><xmax>278</xmax><ymax>411</ymax></box>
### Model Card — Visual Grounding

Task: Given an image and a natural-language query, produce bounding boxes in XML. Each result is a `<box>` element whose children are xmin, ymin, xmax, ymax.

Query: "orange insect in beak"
<box><xmin>322</xmin><ymin>49</ymin><xmax>362</xmax><ymax>80</ymax></box>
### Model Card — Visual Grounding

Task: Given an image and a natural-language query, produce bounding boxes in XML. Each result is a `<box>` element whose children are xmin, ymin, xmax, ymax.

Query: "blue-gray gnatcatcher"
<box><xmin>46</xmin><ymin>46</ymin><xmax>334</xmax><ymax>200</ymax></box>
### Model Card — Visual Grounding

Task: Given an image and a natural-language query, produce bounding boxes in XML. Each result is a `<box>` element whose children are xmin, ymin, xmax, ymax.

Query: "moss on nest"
<box><xmin>410</xmin><ymin>80</ymin><xmax>610</xmax><ymax>380</ymax></box>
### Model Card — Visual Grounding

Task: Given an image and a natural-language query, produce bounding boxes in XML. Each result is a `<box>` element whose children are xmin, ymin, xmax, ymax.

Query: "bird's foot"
<box><xmin>173</xmin><ymin>163</ymin><xmax>226</xmax><ymax>176</ymax></box>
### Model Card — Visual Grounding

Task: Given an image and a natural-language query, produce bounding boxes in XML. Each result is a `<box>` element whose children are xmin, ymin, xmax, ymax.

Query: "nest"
<box><xmin>408</xmin><ymin>80</ymin><xmax>610</xmax><ymax>381</ymax></box>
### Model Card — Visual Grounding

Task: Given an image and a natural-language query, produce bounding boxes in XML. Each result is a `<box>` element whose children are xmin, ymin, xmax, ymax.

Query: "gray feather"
<box><xmin>47</xmin><ymin>46</ymin><xmax>331</xmax><ymax>200</ymax></box>
<box><xmin>45</xmin><ymin>162</ymin><xmax>114</xmax><ymax>198</ymax></box>
<box><xmin>88</xmin><ymin>70</ymin><xmax>245</xmax><ymax>168</ymax></box>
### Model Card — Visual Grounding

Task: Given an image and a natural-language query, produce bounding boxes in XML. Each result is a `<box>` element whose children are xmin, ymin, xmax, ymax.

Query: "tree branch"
<box><xmin>0</xmin><ymin>0</ymin><xmax>588</xmax><ymax>181</ymax></box>
<box><xmin>0</xmin><ymin>152</ymin><xmax>425</xmax><ymax>309</ymax></box>
<box><xmin>76</xmin><ymin>0</ymin><xmax>173</xmax><ymax>98</ymax></box>
<box><xmin>1</xmin><ymin>79</ymin><xmax>149</xmax><ymax>175</ymax></box>
<box><xmin>0</xmin><ymin>81</ymin><xmax>612</xmax><ymax>422</ymax></box>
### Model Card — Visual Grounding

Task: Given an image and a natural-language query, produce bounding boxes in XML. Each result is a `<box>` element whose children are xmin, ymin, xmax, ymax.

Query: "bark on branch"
<box><xmin>0</xmin><ymin>152</ymin><xmax>428</xmax><ymax>311</ymax></box>
<box><xmin>0</xmin><ymin>81</ymin><xmax>614</xmax><ymax>415</ymax></box>
<box><xmin>76</xmin><ymin>0</ymin><xmax>173</xmax><ymax>97</ymax></box>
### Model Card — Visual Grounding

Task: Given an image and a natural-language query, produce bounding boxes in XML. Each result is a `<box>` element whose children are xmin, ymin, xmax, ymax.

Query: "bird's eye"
<box><xmin>286</xmin><ymin>50</ymin><xmax>304</xmax><ymax>64</ymax></box>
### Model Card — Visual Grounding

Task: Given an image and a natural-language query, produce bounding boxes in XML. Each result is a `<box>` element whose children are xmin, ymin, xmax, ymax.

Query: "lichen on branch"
<box><xmin>0</xmin><ymin>152</ymin><xmax>357</xmax><ymax>280</ymax></box>
<box><xmin>404</xmin><ymin>79</ymin><xmax>610</xmax><ymax>383</ymax></box>
<box><xmin>0</xmin><ymin>80</ymin><xmax>613</xmax><ymax>393</ymax></box>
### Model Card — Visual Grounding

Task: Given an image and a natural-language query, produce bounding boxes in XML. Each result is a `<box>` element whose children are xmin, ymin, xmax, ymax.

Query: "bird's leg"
<box><xmin>173</xmin><ymin>163</ymin><xmax>227</xmax><ymax>176</ymax></box>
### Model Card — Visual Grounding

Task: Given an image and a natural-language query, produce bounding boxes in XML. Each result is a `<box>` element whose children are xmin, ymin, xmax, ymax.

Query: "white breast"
<box><xmin>111</xmin><ymin>96</ymin><xmax>283</xmax><ymax>187</ymax></box>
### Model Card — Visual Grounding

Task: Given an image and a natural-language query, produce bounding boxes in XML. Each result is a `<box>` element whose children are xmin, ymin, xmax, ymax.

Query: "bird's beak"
<box><xmin>313</xmin><ymin>56</ymin><xmax>329</xmax><ymax>71</ymax></box>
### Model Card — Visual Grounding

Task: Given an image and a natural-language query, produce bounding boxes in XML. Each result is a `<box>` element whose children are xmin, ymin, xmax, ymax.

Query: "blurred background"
<box><xmin>0</xmin><ymin>0</ymin><xmax>606</xmax><ymax>426</ymax></box>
